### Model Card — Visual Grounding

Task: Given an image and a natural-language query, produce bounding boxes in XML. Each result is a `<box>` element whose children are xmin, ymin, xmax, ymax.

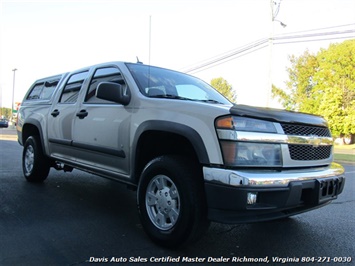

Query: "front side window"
<box><xmin>85</xmin><ymin>67</ymin><xmax>124</xmax><ymax>103</ymax></box>
<box><xmin>59</xmin><ymin>71</ymin><xmax>89</xmax><ymax>103</ymax></box>
<box><xmin>126</xmin><ymin>63</ymin><xmax>230</xmax><ymax>104</ymax></box>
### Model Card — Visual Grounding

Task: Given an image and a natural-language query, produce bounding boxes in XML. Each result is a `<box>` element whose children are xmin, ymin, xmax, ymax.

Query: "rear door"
<box><xmin>71</xmin><ymin>65</ymin><xmax>131</xmax><ymax>178</ymax></box>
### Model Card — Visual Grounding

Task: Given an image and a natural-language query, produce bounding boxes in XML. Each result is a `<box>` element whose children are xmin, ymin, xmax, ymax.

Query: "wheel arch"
<box><xmin>21</xmin><ymin>119</ymin><xmax>46</xmax><ymax>155</ymax></box>
<box><xmin>131</xmin><ymin>121</ymin><xmax>209</xmax><ymax>184</ymax></box>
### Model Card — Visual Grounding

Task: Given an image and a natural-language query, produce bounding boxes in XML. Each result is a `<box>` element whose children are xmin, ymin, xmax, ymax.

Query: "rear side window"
<box><xmin>26</xmin><ymin>79</ymin><xmax>60</xmax><ymax>100</ymax></box>
<box><xmin>59</xmin><ymin>71</ymin><xmax>89</xmax><ymax>103</ymax></box>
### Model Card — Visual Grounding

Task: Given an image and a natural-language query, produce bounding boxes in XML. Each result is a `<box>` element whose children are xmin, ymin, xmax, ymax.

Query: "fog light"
<box><xmin>247</xmin><ymin>192</ymin><xmax>258</xmax><ymax>205</ymax></box>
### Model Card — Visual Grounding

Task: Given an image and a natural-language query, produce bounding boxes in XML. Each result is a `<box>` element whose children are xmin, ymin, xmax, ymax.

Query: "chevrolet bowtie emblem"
<box><xmin>309</xmin><ymin>135</ymin><xmax>321</xmax><ymax>148</ymax></box>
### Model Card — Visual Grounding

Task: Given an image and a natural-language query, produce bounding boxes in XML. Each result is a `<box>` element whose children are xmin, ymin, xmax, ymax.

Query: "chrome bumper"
<box><xmin>203</xmin><ymin>162</ymin><xmax>345</xmax><ymax>187</ymax></box>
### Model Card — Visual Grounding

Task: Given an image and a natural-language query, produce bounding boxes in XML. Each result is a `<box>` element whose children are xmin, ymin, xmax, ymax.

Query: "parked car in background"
<box><xmin>0</xmin><ymin>119</ymin><xmax>9</xmax><ymax>128</ymax></box>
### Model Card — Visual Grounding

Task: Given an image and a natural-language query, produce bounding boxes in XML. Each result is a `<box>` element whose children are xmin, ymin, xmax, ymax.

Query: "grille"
<box><xmin>281</xmin><ymin>123</ymin><xmax>331</xmax><ymax>137</ymax></box>
<box><xmin>289</xmin><ymin>145</ymin><xmax>332</xmax><ymax>160</ymax></box>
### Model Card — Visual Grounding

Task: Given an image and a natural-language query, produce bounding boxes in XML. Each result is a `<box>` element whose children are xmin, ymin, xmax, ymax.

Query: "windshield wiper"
<box><xmin>198</xmin><ymin>99</ymin><xmax>225</xmax><ymax>104</ymax></box>
<box><xmin>149</xmin><ymin>94</ymin><xmax>193</xmax><ymax>101</ymax></box>
<box><xmin>149</xmin><ymin>94</ymin><xmax>224</xmax><ymax>104</ymax></box>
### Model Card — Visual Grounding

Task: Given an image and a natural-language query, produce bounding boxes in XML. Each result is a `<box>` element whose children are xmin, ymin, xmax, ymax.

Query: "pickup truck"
<box><xmin>17</xmin><ymin>61</ymin><xmax>345</xmax><ymax>247</ymax></box>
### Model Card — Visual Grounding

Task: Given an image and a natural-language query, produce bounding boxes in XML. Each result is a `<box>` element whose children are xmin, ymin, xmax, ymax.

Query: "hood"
<box><xmin>230</xmin><ymin>105</ymin><xmax>328</xmax><ymax>127</ymax></box>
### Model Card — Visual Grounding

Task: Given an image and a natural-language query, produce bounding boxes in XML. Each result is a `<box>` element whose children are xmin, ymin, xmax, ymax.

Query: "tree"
<box><xmin>315</xmin><ymin>40</ymin><xmax>355</xmax><ymax>138</ymax></box>
<box><xmin>272</xmin><ymin>40</ymin><xmax>355</xmax><ymax>140</ymax></box>
<box><xmin>0</xmin><ymin>107</ymin><xmax>12</xmax><ymax>119</ymax></box>
<box><xmin>272</xmin><ymin>50</ymin><xmax>319</xmax><ymax>113</ymax></box>
<box><xmin>210</xmin><ymin>77</ymin><xmax>237</xmax><ymax>102</ymax></box>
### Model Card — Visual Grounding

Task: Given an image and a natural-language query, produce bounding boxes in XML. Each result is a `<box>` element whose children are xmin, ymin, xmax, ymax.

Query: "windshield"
<box><xmin>126</xmin><ymin>63</ymin><xmax>230</xmax><ymax>104</ymax></box>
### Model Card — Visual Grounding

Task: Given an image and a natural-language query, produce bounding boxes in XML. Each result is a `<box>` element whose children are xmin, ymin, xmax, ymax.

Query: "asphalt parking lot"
<box><xmin>1</xmin><ymin>128</ymin><xmax>354</xmax><ymax>265</ymax></box>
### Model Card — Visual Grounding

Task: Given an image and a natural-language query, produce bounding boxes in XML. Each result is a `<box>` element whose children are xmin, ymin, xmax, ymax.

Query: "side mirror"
<box><xmin>96</xmin><ymin>82</ymin><xmax>131</xmax><ymax>105</ymax></box>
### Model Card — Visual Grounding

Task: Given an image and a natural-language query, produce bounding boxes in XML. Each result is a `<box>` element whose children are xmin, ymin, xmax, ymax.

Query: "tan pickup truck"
<box><xmin>17</xmin><ymin>61</ymin><xmax>345</xmax><ymax>247</ymax></box>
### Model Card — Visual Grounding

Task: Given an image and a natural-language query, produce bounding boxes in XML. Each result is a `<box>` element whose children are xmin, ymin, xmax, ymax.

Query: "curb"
<box><xmin>334</xmin><ymin>160</ymin><xmax>355</xmax><ymax>166</ymax></box>
<box><xmin>0</xmin><ymin>135</ymin><xmax>18</xmax><ymax>141</ymax></box>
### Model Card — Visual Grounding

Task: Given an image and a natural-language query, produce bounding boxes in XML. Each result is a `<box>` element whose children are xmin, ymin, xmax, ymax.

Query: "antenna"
<box><xmin>149</xmin><ymin>15</ymin><xmax>152</xmax><ymax>65</ymax></box>
<box><xmin>136</xmin><ymin>56</ymin><xmax>143</xmax><ymax>64</ymax></box>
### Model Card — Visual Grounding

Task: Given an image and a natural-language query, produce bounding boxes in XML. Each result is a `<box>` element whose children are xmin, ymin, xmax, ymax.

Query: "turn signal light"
<box><xmin>216</xmin><ymin>116</ymin><xmax>234</xmax><ymax>129</ymax></box>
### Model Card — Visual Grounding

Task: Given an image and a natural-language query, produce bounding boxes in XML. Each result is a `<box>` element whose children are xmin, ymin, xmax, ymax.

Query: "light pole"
<box><xmin>12</xmin><ymin>68</ymin><xmax>17</xmax><ymax>123</ymax></box>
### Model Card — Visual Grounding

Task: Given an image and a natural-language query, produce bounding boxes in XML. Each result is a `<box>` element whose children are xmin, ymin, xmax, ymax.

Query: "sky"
<box><xmin>1</xmin><ymin>0</ymin><xmax>354</xmax><ymax>110</ymax></box>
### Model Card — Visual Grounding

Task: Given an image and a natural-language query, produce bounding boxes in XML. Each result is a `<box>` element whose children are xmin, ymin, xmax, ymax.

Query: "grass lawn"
<box><xmin>334</xmin><ymin>144</ymin><xmax>355</xmax><ymax>150</ymax></box>
<box><xmin>334</xmin><ymin>153</ymin><xmax>355</xmax><ymax>162</ymax></box>
<box><xmin>334</xmin><ymin>144</ymin><xmax>355</xmax><ymax>162</ymax></box>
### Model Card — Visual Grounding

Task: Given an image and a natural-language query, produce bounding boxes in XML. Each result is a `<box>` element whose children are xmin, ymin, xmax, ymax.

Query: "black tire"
<box><xmin>137</xmin><ymin>155</ymin><xmax>210</xmax><ymax>247</ymax></box>
<box><xmin>22</xmin><ymin>135</ymin><xmax>50</xmax><ymax>182</ymax></box>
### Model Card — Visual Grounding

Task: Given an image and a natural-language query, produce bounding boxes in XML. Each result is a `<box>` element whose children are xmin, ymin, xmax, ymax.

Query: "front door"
<box><xmin>71</xmin><ymin>66</ymin><xmax>131</xmax><ymax>178</ymax></box>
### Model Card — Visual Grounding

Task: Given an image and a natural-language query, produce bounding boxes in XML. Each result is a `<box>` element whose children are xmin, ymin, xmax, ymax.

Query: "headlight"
<box><xmin>216</xmin><ymin>116</ymin><xmax>277</xmax><ymax>133</ymax></box>
<box><xmin>216</xmin><ymin>116</ymin><xmax>282</xmax><ymax>167</ymax></box>
<box><xmin>220</xmin><ymin>141</ymin><xmax>282</xmax><ymax>167</ymax></box>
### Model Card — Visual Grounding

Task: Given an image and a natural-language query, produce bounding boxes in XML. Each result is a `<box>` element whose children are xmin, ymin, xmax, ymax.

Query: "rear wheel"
<box><xmin>137</xmin><ymin>155</ymin><xmax>210</xmax><ymax>247</ymax></box>
<box><xmin>22</xmin><ymin>135</ymin><xmax>50</xmax><ymax>182</ymax></box>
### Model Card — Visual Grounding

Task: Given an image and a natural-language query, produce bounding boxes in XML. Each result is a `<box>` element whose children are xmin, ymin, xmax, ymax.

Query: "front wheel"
<box><xmin>22</xmin><ymin>135</ymin><xmax>50</xmax><ymax>182</ymax></box>
<box><xmin>137</xmin><ymin>155</ymin><xmax>210</xmax><ymax>247</ymax></box>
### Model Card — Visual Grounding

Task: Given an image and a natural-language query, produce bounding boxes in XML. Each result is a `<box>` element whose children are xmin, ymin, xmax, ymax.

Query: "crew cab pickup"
<box><xmin>17</xmin><ymin>61</ymin><xmax>345</xmax><ymax>247</ymax></box>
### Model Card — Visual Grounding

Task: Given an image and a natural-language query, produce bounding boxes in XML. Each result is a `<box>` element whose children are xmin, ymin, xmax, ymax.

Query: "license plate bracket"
<box><xmin>316</xmin><ymin>177</ymin><xmax>342</xmax><ymax>204</ymax></box>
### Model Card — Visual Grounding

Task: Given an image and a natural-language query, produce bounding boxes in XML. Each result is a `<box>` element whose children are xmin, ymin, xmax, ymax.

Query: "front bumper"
<box><xmin>203</xmin><ymin>163</ymin><xmax>345</xmax><ymax>223</ymax></box>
